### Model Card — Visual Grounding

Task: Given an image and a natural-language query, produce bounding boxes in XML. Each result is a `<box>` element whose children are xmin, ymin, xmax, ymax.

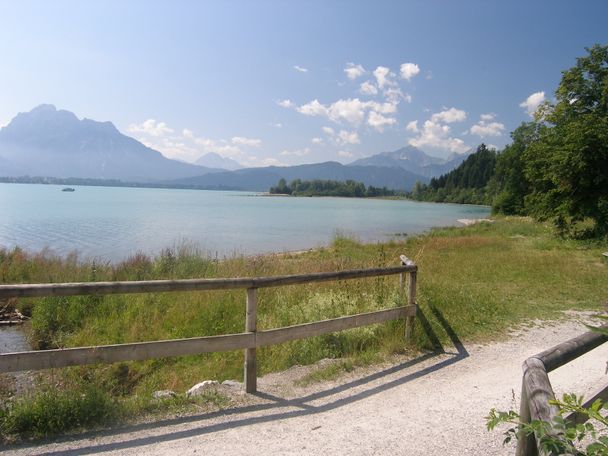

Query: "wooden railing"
<box><xmin>0</xmin><ymin>255</ymin><xmax>418</xmax><ymax>393</ymax></box>
<box><xmin>516</xmin><ymin>329</ymin><xmax>608</xmax><ymax>455</ymax></box>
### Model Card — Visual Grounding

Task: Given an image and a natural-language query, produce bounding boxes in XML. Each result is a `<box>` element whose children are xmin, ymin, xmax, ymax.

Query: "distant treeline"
<box><xmin>0</xmin><ymin>175</ymin><xmax>242</xmax><ymax>191</ymax></box>
<box><xmin>269</xmin><ymin>178</ymin><xmax>400</xmax><ymax>198</ymax></box>
<box><xmin>408</xmin><ymin>44</ymin><xmax>608</xmax><ymax>238</ymax></box>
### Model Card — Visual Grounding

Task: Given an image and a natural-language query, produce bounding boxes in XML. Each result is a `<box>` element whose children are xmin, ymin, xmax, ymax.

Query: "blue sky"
<box><xmin>0</xmin><ymin>1</ymin><xmax>607</xmax><ymax>166</ymax></box>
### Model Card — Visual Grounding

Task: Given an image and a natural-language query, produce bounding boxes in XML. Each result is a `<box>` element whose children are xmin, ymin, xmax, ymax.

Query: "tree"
<box><xmin>491</xmin><ymin>122</ymin><xmax>539</xmax><ymax>215</ymax></box>
<box><xmin>523</xmin><ymin>44</ymin><xmax>608</xmax><ymax>235</ymax></box>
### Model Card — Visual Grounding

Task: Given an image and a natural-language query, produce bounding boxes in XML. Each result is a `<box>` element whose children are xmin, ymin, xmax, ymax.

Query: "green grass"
<box><xmin>1</xmin><ymin>217</ymin><xmax>607</xmax><ymax>440</ymax></box>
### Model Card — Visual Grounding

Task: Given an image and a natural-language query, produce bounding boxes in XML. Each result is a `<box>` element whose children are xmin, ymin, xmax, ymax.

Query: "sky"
<box><xmin>0</xmin><ymin>0</ymin><xmax>607</xmax><ymax>167</ymax></box>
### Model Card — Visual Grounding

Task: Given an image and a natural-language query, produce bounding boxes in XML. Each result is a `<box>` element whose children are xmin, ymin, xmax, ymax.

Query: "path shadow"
<box><xmin>9</xmin><ymin>307</ymin><xmax>468</xmax><ymax>455</ymax></box>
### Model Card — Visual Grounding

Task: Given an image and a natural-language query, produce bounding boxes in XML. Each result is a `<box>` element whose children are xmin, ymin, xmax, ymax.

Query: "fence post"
<box><xmin>244</xmin><ymin>287</ymin><xmax>258</xmax><ymax>393</ymax></box>
<box><xmin>400</xmin><ymin>255</ymin><xmax>417</xmax><ymax>344</ymax></box>
<box><xmin>405</xmin><ymin>271</ymin><xmax>416</xmax><ymax>344</ymax></box>
<box><xmin>515</xmin><ymin>379</ymin><xmax>537</xmax><ymax>456</ymax></box>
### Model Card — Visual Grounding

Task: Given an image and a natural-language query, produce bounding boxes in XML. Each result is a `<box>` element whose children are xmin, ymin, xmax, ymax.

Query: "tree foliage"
<box><xmin>407</xmin><ymin>144</ymin><xmax>497</xmax><ymax>205</ymax></box>
<box><xmin>523</xmin><ymin>44</ymin><xmax>608</xmax><ymax>235</ymax></box>
<box><xmin>269</xmin><ymin>179</ymin><xmax>399</xmax><ymax>198</ymax></box>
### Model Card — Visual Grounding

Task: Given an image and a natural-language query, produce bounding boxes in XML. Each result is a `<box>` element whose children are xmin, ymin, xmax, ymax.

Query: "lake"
<box><xmin>0</xmin><ymin>183</ymin><xmax>490</xmax><ymax>262</ymax></box>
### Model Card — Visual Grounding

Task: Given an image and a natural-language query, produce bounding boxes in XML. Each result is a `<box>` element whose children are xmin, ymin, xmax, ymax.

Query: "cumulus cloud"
<box><xmin>368</xmin><ymin>111</ymin><xmax>397</xmax><ymax>132</ymax></box>
<box><xmin>406</xmin><ymin>120</ymin><xmax>418</xmax><ymax>133</ymax></box>
<box><xmin>383</xmin><ymin>87</ymin><xmax>411</xmax><ymax>104</ymax></box>
<box><xmin>373</xmin><ymin>66</ymin><xmax>395</xmax><ymax>89</ymax></box>
<box><xmin>470</xmin><ymin>114</ymin><xmax>505</xmax><ymax>137</ymax></box>
<box><xmin>336</xmin><ymin>130</ymin><xmax>360</xmax><ymax>145</ymax></box>
<box><xmin>293</xmin><ymin>65</ymin><xmax>308</xmax><ymax>73</ymax></box>
<box><xmin>277</xmin><ymin>99</ymin><xmax>295</xmax><ymax>108</ymax></box>
<box><xmin>400</xmin><ymin>63</ymin><xmax>420</xmax><ymax>81</ymax></box>
<box><xmin>360</xmin><ymin>81</ymin><xmax>378</xmax><ymax>95</ymax></box>
<box><xmin>322</xmin><ymin>126</ymin><xmax>335</xmax><ymax>136</ymax></box>
<box><xmin>430</xmin><ymin>107</ymin><xmax>467</xmax><ymax>123</ymax></box>
<box><xmin>344</xmin><ymin>63</ymin><xmax>366</xmax><ymax>80</ymax></box>
<box><xmin>311</xmin><ymin>137</ymin><xmax>324</xmax><ymax>144</ymax></box>
<box><xmin>406</xmin><ymin>108</ymin><xmax>469</xmax><ymax>154</ymax></box>
<box><xmin>297</xmin><ymin>97</ymin><xmax>399</xmax><ymax>127</ymax></box>
<box><xmin>128</xmin><ymin>119</ymin><xmax>174</xmax><ymax>137</ymax></box>
<box><xmin>520</xmin><ymin>91</ymin><xmax>546</xmax><ymax>117</ymax></box>
<box><xmin>231</xmin><ymin>136</ymin><xmax>262</xmax><ymax>147</ymax></box>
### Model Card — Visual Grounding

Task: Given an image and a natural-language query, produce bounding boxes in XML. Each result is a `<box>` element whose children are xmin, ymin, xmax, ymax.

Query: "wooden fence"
<box><xmin>0</xmin><ymin>255</ymin><xmax>418</xmax><ymax>393</ymax></box>
<box><xmin>516</xmin><ymin>329</ymin><xmax>608</xmax><ymax>455</ymax></box>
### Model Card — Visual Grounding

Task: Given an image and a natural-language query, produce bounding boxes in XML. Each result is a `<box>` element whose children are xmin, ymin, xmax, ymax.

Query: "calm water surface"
<box><xmin>0</xmin><ymin>183</ymin><xmax>490</xmax><ymax>262</ymax></box>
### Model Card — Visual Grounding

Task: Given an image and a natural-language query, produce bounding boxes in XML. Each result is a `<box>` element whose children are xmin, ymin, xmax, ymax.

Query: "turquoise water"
<box><xmin>0</xmin><ymin>183</ymin><xmax>490</xmax><ymax>262</ymax></box>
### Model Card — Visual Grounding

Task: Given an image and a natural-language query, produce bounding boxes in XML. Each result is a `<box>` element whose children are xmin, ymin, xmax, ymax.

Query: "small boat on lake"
<box><xmin>62</xmin><ymin>187</ymin><xmax>75</xmax><ymax>192</ymax></box>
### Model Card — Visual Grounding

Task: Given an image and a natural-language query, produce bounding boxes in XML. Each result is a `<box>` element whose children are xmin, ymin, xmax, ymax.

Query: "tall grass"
<box><xmin>1</xmin><ymin>217</ymin><xmax>607</xmax><ymax>440</ymax></box>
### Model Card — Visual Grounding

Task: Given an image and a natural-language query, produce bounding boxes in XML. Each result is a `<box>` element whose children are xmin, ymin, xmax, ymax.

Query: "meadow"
<box><xmin>1</xmin><ymin>217</ymin><xmax>606</xmax><ymax>440</ymax></box>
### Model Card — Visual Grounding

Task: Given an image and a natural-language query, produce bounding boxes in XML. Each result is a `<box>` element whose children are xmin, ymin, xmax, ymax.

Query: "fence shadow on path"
<box><xmin>9</xmin><ymin>306</ymin><xmax>469</xmax><ymax>456</ymax></box>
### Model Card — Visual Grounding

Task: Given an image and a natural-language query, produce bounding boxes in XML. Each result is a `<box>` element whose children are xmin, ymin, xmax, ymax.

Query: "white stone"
<box><xmin>186</xmin><ymin>380</ymin><xmax>220</xmax><ymax>397</ymax></box>
<box><xmin>152</xmin><ymin>390</ymin><xmax>177</xmax><ymax>399</ymax></box>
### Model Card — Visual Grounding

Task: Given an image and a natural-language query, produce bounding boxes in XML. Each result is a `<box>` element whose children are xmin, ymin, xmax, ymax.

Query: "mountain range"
<box><xmin>0</xmin><ymin>105</ymin><xmax>471</xmax><ymax>191</ymax></box>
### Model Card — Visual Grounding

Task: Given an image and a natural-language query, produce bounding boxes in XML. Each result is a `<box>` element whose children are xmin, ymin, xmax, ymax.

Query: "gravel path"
<box><xmin>5</xmin><ymin>314</ymin><xmax>608</xmax><ymax>455</ymax></box>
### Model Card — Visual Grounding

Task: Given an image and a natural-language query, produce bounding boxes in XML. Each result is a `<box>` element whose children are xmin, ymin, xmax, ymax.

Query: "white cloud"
<box><xmin>182</xmin><ymin>128</ymin><xmax>194</xmax><ymax>139</ymax></box>
<box><xmin>344</xmin><ymin>63</ymin><xmax>366</xmax><ymax>80</ymax></box>
<box><xmin>470</xmin><ymin>114</ymin><xmax>505</xmax><ymax>137</ymax></box>
<box><xmin>338</xmin><ymin>150</ymin><xmax>354</xmax><ymax>158</ymax></box>
<box><xmin>293</xmin><ymin>65</ymin><xmax>308</xmax><ymax>73</ymax></box>
<box><xmin>297</xmin><ymin>99</ymin><xmax>330</xmax><ymax>117</ymax></box>
<box><xmin>127</xmin><ymin>119</ymin><xmax>174</xmax><ymax>137</ymax></box>
<box><xmin>369</xmin><ymin>101</ymin><xmax>398</xmax><ymax>114</ymax></box>
<box><xmin>280</xmin><ymin>147</ymin><xmax>311</xmax><ymax>157</ymax></box>
<box><xmin>360</xmin><ymin>80</ymin><xmax>378</xmax><ymax>95</ymax></box>
<box><xmin>368</xmin><ymin>111</ymin><xmax>397</xmax><ymax>132</ymax></box>
<box><xmin>322</xmin><ymin>126</ymin><xmax>335</xmax><ymax>136</ymax></box>
<box><xmin>277</xmin><ymin>99</ymin><xmax>295</xmax><ymax>108</ymax></box>
<box><xmin>383</xmin><ymin>87</ymin><xmax>411</xmax><ymax>104</ymax></box>
<box><xmin>298</xmin><ymin>98</ymin><xmax>367</xmax><ymax>125</ymax></box>
<box><xmin>400</xmin><ymin>63</ymin><xmax>420</xmax><ymax>81</ymax></box>
<box><xmin>311</xmin><ymin>137</ymin><xmax>324</xmax><ymax>144</ymax></box>
<box><xmin>520</xmin><ymin>91</ymin><xmax>546</xmax><ymax>117</ymax></box>
<box><xmin>336</xmin><ymin>130</ymin><xmax>360</xmax><ymax>145</ymax></box>
<box><xmin>406</xmin><ymin>108</ymin><xmax>470</xmax><ymax>154</ymax></box>
<box><xmin>373</xmin><ymin>66</ymin><xmax>395</xmax><ymax>89</ymax></box>
<box><xmin>408</xmin><ymin>119</ymin><xmax>468</xmax><ymax>153</ymax></box>
<box><xmin>430</xmin><ymin>107</ymin><xmax>467</xmax><ymax>123</ymax></box>
<box><xmin>231</xmin><ymin>136</ymin><xmax>262</xmax><ymax>147</ymax></box>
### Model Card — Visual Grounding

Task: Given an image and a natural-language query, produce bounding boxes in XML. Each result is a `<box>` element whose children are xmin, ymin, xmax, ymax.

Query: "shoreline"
<box><xmin>0</xmin><ymin>215</ymin><xmax>493</xmax><ymax>266</ymax></box>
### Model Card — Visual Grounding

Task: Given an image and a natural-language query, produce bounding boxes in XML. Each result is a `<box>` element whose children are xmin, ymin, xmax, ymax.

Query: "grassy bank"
<box><xmin>1</xmin><ymin>217</ymin><xmax>607</xmax><ymax>440</ymax></box>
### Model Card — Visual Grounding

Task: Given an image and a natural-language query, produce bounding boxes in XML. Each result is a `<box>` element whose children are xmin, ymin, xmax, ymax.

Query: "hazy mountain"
<box><xmin>0</xmin><ymin>105</ymin><xmax>216</xmax><ymax>182</ymax></box>
<box><xmin>195</xmin><ymin>152</ymin><xmax>242</xmax><ymax>170</ymax></box>
<box><xmin>349</xmin><ymin>145</ymin><xmax>473</xmax><ymax>178</ymax></box>
<box><xmin>169</xmin><ymin>161</ymin><xmax>429</xmax><ymax>192</ymax></box>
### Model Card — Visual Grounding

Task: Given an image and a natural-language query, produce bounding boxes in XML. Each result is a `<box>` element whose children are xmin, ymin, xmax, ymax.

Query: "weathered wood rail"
<box><xmin>0</xmin><ymin>255</ymin><xmax>418</xmax><ymax>393</ymax></box>
<box><xmin>516</xmin><ymin>329</ymin><xmax>608</xmax><ymax>456</ymax></box>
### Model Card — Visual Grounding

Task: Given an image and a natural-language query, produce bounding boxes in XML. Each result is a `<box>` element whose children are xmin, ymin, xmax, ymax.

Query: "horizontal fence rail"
<box><xmin>0</xmin><ymin>256</ymin><xmax>418</xmax><ymax>393</ymax></box>
<box><xmin>516</xmin><ymin>329</ymin><xmax>608</xmax><ymax>456</ymax></box>
<box><xmin>0</xmin><ymin>265</ymin><xmax>416</xmax><ymax>299</ymax></box>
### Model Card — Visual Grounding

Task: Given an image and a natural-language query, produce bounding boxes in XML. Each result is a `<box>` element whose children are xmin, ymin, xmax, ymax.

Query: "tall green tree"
<box><xmin>523</xmin><ymin>44</ymin><xmax>608</xmax><ymax>235</ymax></box>
<box><xmin>491</xmin><ymin>122</ymin><xmax>539</xmax><ymax>215</ymax></box>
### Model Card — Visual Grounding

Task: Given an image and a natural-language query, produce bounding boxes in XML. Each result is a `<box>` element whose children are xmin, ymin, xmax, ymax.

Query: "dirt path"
<box><xmin>5</xmin><ymin>314</ymin><xmax>608</xmax><ymax>455</ymax></box>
